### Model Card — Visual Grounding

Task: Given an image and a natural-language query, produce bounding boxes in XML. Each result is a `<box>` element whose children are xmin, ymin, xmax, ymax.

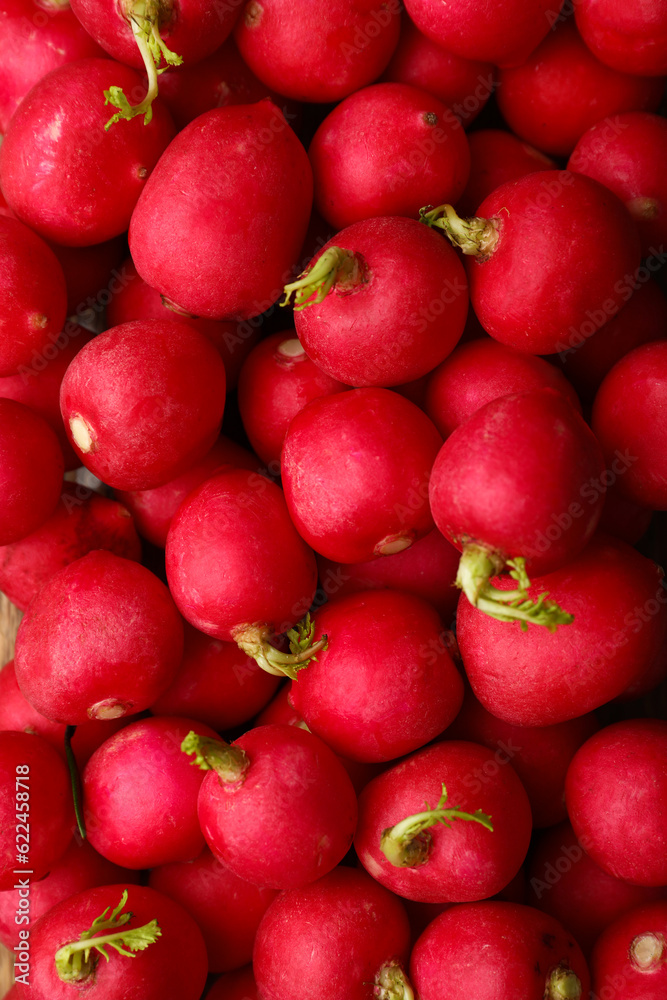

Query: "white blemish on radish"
<box><xmin>69</xmin><ymin>414</ymin><xmax>95</xmax><ymax>453</ymax></box>
<box><xmin>277</xmin><ymin>338</ymin><xmax>305</xmax><ymax>358</ymax></box>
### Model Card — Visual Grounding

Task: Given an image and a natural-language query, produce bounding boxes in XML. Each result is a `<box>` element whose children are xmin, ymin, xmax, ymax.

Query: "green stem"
<box><xmin>181</xmin><ymin>732</ymin><xmax>249</xmax><ymax>784</ymax></box>
<box><xmin>380</xmin><ymin>784</ymin><xmax>493</xmax><ymax>868</ymax></box>
<box><xmin>281</xmin><ymin>247</ymin><xmax>365</xmax><ymax>310</ymax></box>
<box><xmin>456</xmin><ymin>544</ymin><xmax>574</xmax><ymax>632</ymax></box>
<box><xmin>64</xmin><ymin>725</ymin><xmax>86</xmax><ymax>842</ymax></box>
<box><xmin>233</xmin><ymin>613</ymin><xmax>328</xmax><ymax>680</ymax></box>
<box><xmin>545</xmin><ymin>963</ymin><xmax>582</xmax><ymax>1000</ymax></box>
<box><xmin>419</xmin><ymin>204</ymin><xmax>500</xmax><ymax>257</ymax></box>
<box><xmin>104</xmin><ymin>0</ymin><xmax>182</xmax><ymax>129</ymax></box>
<box><xmin>375</xmin><ymin>961</ymin><xmax>415</xmax><ymax>1000</ymax></box>
<box><xmin>54</xmin><ymin>889</ymin><xmax>161</xmax><ymax>983</ymax></box>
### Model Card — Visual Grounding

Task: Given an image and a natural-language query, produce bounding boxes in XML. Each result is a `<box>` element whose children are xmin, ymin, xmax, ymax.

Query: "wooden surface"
<box><xmin>1</xmin><ymin>594</ymin><xmax>24</xmax><ymax>997</ymax></box>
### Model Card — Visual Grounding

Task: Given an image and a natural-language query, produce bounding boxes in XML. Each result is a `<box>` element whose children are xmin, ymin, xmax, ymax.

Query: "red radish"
<box><xmin>457</xmin><ymin>129</ymin><xmax>556</xmax><ymax>217</ymax></box>
<box><xmin>115</xmin><ymin>435</ymin><xmax>258</xmax><ymax>548</ymax></box>
<box><xmin>158</xmin><ymin>35</ymin><xmax>300</xmax><ymax>131</ymax></box>
<box><xmin>597</xmin><ymin>484</ymin><xmax>653</xmax><ymax>547</ymax></box>
<box><xmin>60</xmin><ymin>319</ymin><xmax>227</xmax><ymax>491</ymax></box>
<box><xmin>0</xmin><ymin>483</ymin><xmax>141</xmax><ymax>611</ymax></box>
<box><xmin>527</xmin><ymin>822</ymin><xmax>665</xmax><ymax>956</ymax></box>
<box><xmin>149</xmin><ymin>847</ymin><xmax>277</xmax><ymax>972</ymax></box>
<box><xmin>14</xmin><ymin>550</ymin><xmax>184</xmax><ymax>725</ymax></box>
<box><xmin>238</xmin><ymin>332</ymin><xmax>348</xmax><ymax>466</ymax></box>
<box><xmin>48</xmin><ymin>237</ymin><xmax>126</xmax><ymax>318</ymax></box>
<box><xmin>428</xmin><ymin>388</ymin><xmax>604</xmax><ymax>625</ymax></box>
<box><xmin>186</xmin><ymin>724</ymin><xmax>358</xmax><ymax>889</ymax></box>
<box><xmin>129</xmin><ymin>101</ymin><xmax>313</xmax><ymax>320</ymax></box>
<box><xmin>284</xmin><ymin>216</ymin><xmax>469</xmax><ymax>387</ymax></box>
<box><xmin>425</xmin><ymin>339</ymin><xmax>581</xmax><ymax>440</ymax></box>
<box><xmin>569</xmin><ymin>112</ymin><xmax>667</xmax><ymax>257</ymax></box>
<box><xmin>150</xmin><ymin>624</ymin><xmax>280</xmax><ymax>730</ymax></box>
<box><xmin>382</xmin><ymin>18</ymin><xmax>496</xmax><ymax>126</ymax></box>
<box><xmin>14</xmin><ymin>884</ymin><xmax>207</xmax><ymax>999</ymax></box>
<box><xmin>105</xmin><ymin>257</ymin><xmax>262</xmax><ymax>391</ymax></box>
<box><xmin>253</xmin><ymin>867</ymin><xmax>412</xmax><ymax>1000</ymax></box>
<box><xmin>281</xmin><ymin>388</ymin><xmax>442</xmax><ymax>563</ymax></box>
<box><xmin>0</xmin><ymin>0</ymin><xmax>104</xmax><ymax>131</ymax></box>
<box><xmin>355</xmin><ymin>740</ymin><xmax>531</xmax><ymax>902</ymax></box>
<box><xmin>0</xmin><ymin>322</ymin><xmax>95</xmax><ymax>469</ymax></box>
<box><xmin>0</xmin><ymin>661</ymin><xmax>132</xmax><ymax>768</ymax></box>
<box><xmin>289</xmin><ymin>590</ymin><xmax>464</xmax><ymax>763</ymax></box>
<box><xmin>553</xmin><ymin>278</ymin><xmax>667</xmax><ymax>402</ymax></box>
<box><xmin>316</xmin><ymin>527</ymin><xmax>461</xmax><ymax>625</ymax></box>
<box><xmin>165</xmin><ymin>468</ymin><xmax>318</xmax><ymax>672</ymax></box>
<box><xmin>443</xmin><ymin>688</ymin><xmax>599</xmax><ymax>828</ymax></box>
<box><xmin>0</xmin><ymin>216</ymin><xmax>67</xmax><ymax>377</ymax></box>
<box><xmin>83</xmin><ymin>715</ymin><xmax>219</xmax><ymax>868</ymax></box>
<box><xmin>254</xmin><ymin>683</ymin><xmax>306</xmax><ymax>729</ymax></box>
<box><xmin>0</xmin><ymin>838</ymin><xmax>142</xmax><ymax>946</ymax></box>
<box><xmin>589</xmin><ymin>901</ymin><xmax>667</xmax><ymax>1000</ymax></box>
<box><xmin>69</xmin><ymin>0</ymin><xmax>240</xmax><ymax>125</ymax></box>
<box><xmin>565</xmin><ymin>719</ymin><xmax>667</xmax><ymax>887</ymax></box>
<box><xmin>309</xmin><ymin>83</ymin><xmax>470</xmax><ymax>230</ymax></box>
<box><xmin>0</xmin><ymin>59</ymin><xmax>175</xmax><ymax>246</ymax></box>
<box><xmin>422</xmin><ymin>170</ymin><xmax>641</xmax><ymax>357</ymax></box>
<box><xmin>575</xmin><ymin>0</ymin><xmax>667</xmax><ymax>76</ymax></box>
<box><xmin>0</xmin><ymin>731</ymin><xmax>73</xmax><ymax>891</ymax></box>
<box><xmin>402</xmin><ymin>0</ymin><xmax>561</xmax><ymax>67</ymax></box>
<box><xmin>0</xmin><ymin>399</ymin><xmax>64</xmax><ymax>546</ymax></box>
<box><xmin>496</xmin><ymin>20</ymin><xmax>665</xmax><ymax>157</ymax></box>
<box><xmin>592</xmin><ymin>341</ymin><xmax>667</xmax><ymax>509</ymax></box>
<box><xmin>456</xmin><ymin>535</ymin><xmax>667</xmax><ymax>726</ymax></box>
<box><xmin>206</xmin><ymin>966</ymin><xmax>258</xmax><ymax>1000</ymax></box>
<box><xmin>234</xmin><ymin>0</ymin><xmax>401</xmax><ymax>103</ymax></box>
<box><xmin>410</xmin><ymin>901</ymin><xmax>590</xmax><ymax>1000</ymax></box>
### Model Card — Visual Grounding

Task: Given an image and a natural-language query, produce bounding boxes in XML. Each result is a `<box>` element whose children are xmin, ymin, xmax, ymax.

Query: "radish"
<box><xmin>149</xmin><ymin>846</ymin><xmax>278</xmax><ymax>972</ymax></box>
<box><xmin>115</xmin><ymin>435</ymin><xmax>259</xmax><ymax>548</ymax></box>
<box><xmin>0</xmin><ymin>483</ymin><xmax>141</xmax><ymax>612</ymax></box>
<box><xmin>283</xmin><ymin>216</ymin><xmax>469</xmax><ymax>387</ymax></box>
<box><xmin>456</xmin><ymin>534</ymin><xmax>667</xmax><ymax>725</ymax></box>
<box><xmin>0</xmin><ymin>0</ymin><xmax>104</xmax><ymax>131</ymax></box>
<box><xmin>0</xmin><ymin>216</ymin><xmax>67</xmax><ymax>377</ymax></box>
<box><xmin>129</xmin><ymin>100</ymin><xmax>313</xmax><ymax>320</ymax></box>
<box><xmin>48</xmin><ymin>236</ymin><xmax>126</xmax><ymax>319</ymax></box>
<box><xmin>0</xmin><ymin>399</ymin><xmax>64</xmax><ymax>546</ymax></box>
<box><xmin>575</xmin><ymin>0</ymin><xmax>667</xmax><ymax>76</ymax></box>
<box><xmin>281</xmin><ymin>388</ymin><xmax>442</xmax><ymax>563</ymax></box>
<box><xmin>184</xmin><ymin>724</ymin><xmax>358</xmax><ymax>889</ymax></box>
<box><xmin>253</xmin><ymin>867</ymin><xmax>412</xmax><ymax>1000</ymax></box>
<box><xmin>0</xmin><ymin>59</ymin><xmax>175</xmax><ymax>246</ymax></box>
<box><xmin>421</xmin><ymin>170</ymin><xmax>641</xmax><ymax>356</ymax></box>
<box><xmin>592</xmin><ymin>341</ymin><xmax>667</xmax><ymax>509</ymax></box>
<box><xmin>309</xmin><ymin>83</ymin><xmax>470</xmax><ymax>230</ymax></box>
<box><xmin>569</xmin><ymin>111</ymin><xmax>667</xmax><ymax>257</ymax></box>
<box><xmin>206</xmin><ymin>966</ymin><xmax>258</xmax><ymax>1000</ymax></box>
<box><xmin>410</xmin><ymin>901</ymin><xmax>590</xmax><ymax>1000</ymax></box>
<box><xmin>354</xmin><ymin>739</ymin><xmax>531</xmax><ymax>902</ymax></box>
<box><xmin>424</xmin><ymin>339</ymin><xmax>581</xmax><ymax>440</ymax></box>
<box><xmin>382</xmin><ymin>17</ymin><xmax>496</xmax><ymax>126</ymax></box>
<box><xmin>59</xmin><ymin>319</ymin><xmax>227</xmax><ymax>491</ymax></box>
<box><xmin>149</xmin><ymin>623</ymin><xmax>280</xmax><ymax>731</ymax></box>
<box><xmin>589</xmin><ymin>901</ymin><xmax>667</xmax><ymax>1000</ymax></box>
<box><xmin>69</xmin><ymin>0</ymin><xmax>240</xmax><ymax>125</ymax></box>
<box><xmin>0</xmin><ymin>731</ymin><xmax>73</xmax><ymax>891</ymax></box>
<box><xmin>288</xmin><ymin>589</ymin><xmax>464</xmax><ymax>762</ymax></box>
<box><xmin>83</xmin><ymin>715</ymin><xmax>219</xmax><ymax>868</ymax></box>
<box><xmin>315</xmin><ymin>526</ymin><xmax>461</xmax><ymax>625</ymax></box>
<box><xmin>14</xmin><ymin>550</ymin><xmax>184</xmax><ymax>725</ymax></box>
<box><xmin>237</xmin><ymin>331</ymin><xmax>348</xmax><ymax>466</ymax></box>
<box><xmin>233</xmin><ymin>0</ymin><xmax>401</xmax><ymax>103</ymax></box>
<box><xmin>527</xmin><ymin>822</ymin><xmax>665</xmax><ymax>956</ymax></box>
<box><xmin>402</xmin><ymin>0</ymin><xmax>561</xmax><ymax>67</ymax></box>
<box><xmin>565</xmin><ymin>719</ymin><xmax>667</xmax><ymax>886</ymax></box>
<box><xmin>496</xmin><ymin>20</ymin><xmax>664</xmax><ymax>157</ymax></box>
<box><xmin>428</xmin><ymin>388</ymin><xmax>604</xmax><ymax>627</ymax></box>
<box><xmin>165</xmin><ymin>467</ymin><xmax>319</xmax><ymax>673</ymax></box>
<box><xmin>457</xmin><ymin>129</ymin><xmax>556</xmax><ymax>216</ymax></box>
<box><xmin>14</xmin><ymin>884</ymin><xmax>207</xmax><ymax>999</ymax></box>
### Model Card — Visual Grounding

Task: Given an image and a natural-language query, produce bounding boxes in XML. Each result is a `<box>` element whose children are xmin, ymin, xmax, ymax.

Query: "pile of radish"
<box><xmin>1</xmin><ymin>0</ymin><xmax>667</xmax><ymax>997</ymax></box>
